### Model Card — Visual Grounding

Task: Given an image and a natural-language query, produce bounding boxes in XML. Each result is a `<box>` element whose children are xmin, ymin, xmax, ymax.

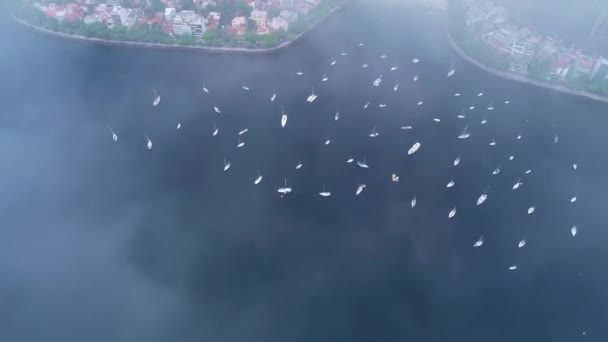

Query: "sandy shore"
<box><xmin>10</xmin><ymin>4</ymin><xmax>344</xmax><ymax>55</ymax></box>
<box><xmin>448</xmin><ymin>34</ymin><xmax>608</xmax><ymax>105</ymax></box>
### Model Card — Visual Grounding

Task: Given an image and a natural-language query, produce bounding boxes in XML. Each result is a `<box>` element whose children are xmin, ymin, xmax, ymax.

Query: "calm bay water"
<box><xmin>1</xmin><ymin>2</ymin><xmax>607</xmax><ymax>341</ymax></box>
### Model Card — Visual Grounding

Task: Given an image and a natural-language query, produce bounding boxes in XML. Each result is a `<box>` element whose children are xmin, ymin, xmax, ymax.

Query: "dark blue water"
<box><xmin>1</xmin><ymin>2</ymin><xmax>607</xmax><ymax>342</ymax></box>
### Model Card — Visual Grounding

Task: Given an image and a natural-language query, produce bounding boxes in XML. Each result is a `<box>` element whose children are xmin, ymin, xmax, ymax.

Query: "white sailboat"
<box><xmin>341</xmin><ymin>50</ymin><xmax>348</xmax><ymax>56</ymax></box>
<box><xmin>489</xmin><ymin>139</ymin><xmax>496</xmax><ymax>146</ymax></box>
<box><xmin>527</xmin><ymin>206</ymin><xmax>536</xmax><ymax>215</ymax></box>
<box><xmin>321</xmin><ymin>74</ymin><xmax>328</xmax><ymax>82</ymax></box>
<box><xmin>509</xmin><ymin>265</ymin><xmax>518</xmax><ymax>271</ymax></box>
<box><xmin>524</xmin><ymin>169</ymin><xmax>532</xmax><ymax>175</ymax></box>
<box><xmin>237</xmin><ymin>137</ymin><xmax>245</xmax><ymax>148</ymax></box>
<box><xmin>554</xmin><ymin>133</ymin><xmax>559</xmax><ymax>144</ymax></box>
<box><xmin>458</xmin><ymin>125</ymin><xmax>470</xmax><ymax>139</ymax></box>
<box><xmin>573</xmin><ymin>162</ymin><xmax>579</xmax><ymax>170</ymax></box>
<box><xmin>356</xmin><ymin>184</ymin><xmax>366</xmax><ymax>196</ymax></box>
<box><xmin>570</xmin><ymin>196</ymin><xmax>577</xmax><ymax>203</ymax></box>
<box><xmin>296</xmin><ymin>71</ymin><xmax>303</xmax><ymax>76</ymax></box>
<box><xmin>356</xmin><ymin>157</ymin><xmax>369</xmax><ymax>169</ymax></box>
<box><xmin>152</xmin><ymin>88</ymin><xmax>160</xmax><ymax>107</ymax></box>
<box><xmin>242</xmin><ymin>84</ymin><xmax>250</xmax><ymax>91</ymax></box>
<box><xmin>324</xmin><ymin>138</ymin><xmax>331</xmax><ymax>146</ymax></box>
<box><xmin>330</xmin><ymin>59</ymin><xmax>336</xmax><ymax>66</ymax></box>
<box><xmin>454</xmin><ymin>92</ymin><xmax>461</xmax><ymax>97</ymax></box>
<box><xmin>408</xmin><ymin>142</ymin><xmax>421</xmax><ymax>155</ymax></box>
<box><xmin>401</xmin><ymin>125</ymin><xmax>413</xmax><ymax>130</ymax></box>
<box><xmin>509</xmin><ymin>155</ymin><xmax>515</xmax><ymax>161</ymax></box>
<box><xmin>433</xmin><ymin>118</ymin><xmax>441</xmax><ymax>122</ymax></box>
<box><xmin>212</xmin><ymin>124</ymin><xmax>219</xmax><ymax>136</ymax></box>
<box><xmin>369</xmin><ymin>125</ymin><xmax>379</xmax><ymax>138</ymax></box>
<box><xmin>516</xmin><ymin>134</ymin><xmax>522</xmax><ymax>140</ymax></box>
<box><xmin>454</xmin><ymin>156</ymin><xmax>461</xmax><ymax>166</ymax></box>
<box><xmin>571</xmin><ymin>225</ymin><xmax>577</xmax><ymax>237</ymax></box>
<box><xmin>214</xmin><ymin>105</ymin><xmax>221</xmax><ymax>114</ymax></box>
<box><xmin>417</xmin><ymin>101</ymin><xmax>424</xmax><ymax>106</ymax></box>
<box><xmin>448</xmin><ymin>207</ymin><xmax>457</xmax><ymax>219</ymax></box>
<box><xmin>380</xmin><ymin>53</ymin><xmax>387</xmax><ymax>59</ymax></box>
<box><xmin>306</xmin><ymin>87</ymin><xmax>318</xmax><ymax>103</ymax></box>
<box><xmin>476</xmin><ymin>189</ymin><xmax>488</xmax><ymax>206</ymax></box>
<box><xmin>319</xmin><ymin>184</ymin><xmax>331</xmax><ymax>197</ymax></box>
<box><xmin>477</xmin><ymin>91</ymin><xmax>484</xmax><ymax>97</ymax></box>
<box><xmin>176</xmin><ymin>122</ymin><xmax>181</xmax><ymax>130</ymax></box>
<box><xmin>334</xmin><ymin>109</ymin><xmax>339</xmax><ymax>121</ymax></box>
<box><xmin>361</xmin><ymin>63</ymin><xmax>369</xmax><ymax>69</ymax></box>
<box><xmin>296</xmin><ymin>160</ymin><xmax>303</xmax><ymax>170</ymax></box>
<box><xmin>358</xmin><ymin>42</ymin><xmax>365</xmax><ymax>47</ymax></box>
<box><xmin>223</xmin><ymin>158</ymin><xmax>231</xmax><ymax>171</ymax></box>
<box><xmin>271</xmin><ymin>93</ymin><xmax>276</xmax><ymax>102</ymax></box>
<box><xmin>346</xmin><ymin>158</ymin><xmax>354</xmax><ymax>163</ymax></box>
<box><xmin>512</xmin><ymin>178</ymin><xmax>523</xmax><ymax>190</ymax></box>
<box><xmin>277</xmin><ymin>178</ymin><xmax>292</xmax><ymax>195</ymax></box>
<box><xmin>393</xmin><ymin>83</ymin><xmax>400</xmax><ymax>92</ymax></box>
<box><xmin>108</xmin><ymin>125</ymin><xmax>118</xmax><ymax>142</ymax></box>
<box><xmin>412</xmin><ymin>57</ymin><xmax>420</xmax><ymax>64</ymax></box>
<box><xmin>457</xmin><ymin>110</ymin><xmax>466</xmax><ymax>119</ymax></box>
<box><xmin>504</xmin><ymin>100</ymin><xmax>510</xmax><ymax>104</ymax></box>
<box><xmin>481</xmin><ymin>117</ymin><xmax>488</xmax><ymax>125</ymax></box>
<box><xmin>492</xmin><ymin>165</ymin><xmax>501</xmax><ymax>175</ymax></box>
<box><xmin>372</xmin><ymin>74</ymin><xmax>383</xmax><ymax>87</ymax></box>
<box><xmin>390</xmin><ymin>66</ymin><xmax>399</xmax><ymax>71</ymax></box>
<box><xmin>487</xmin><ymin>103</ymin><xmax>494</xmax><ymax>111</ymax></box>
<box><xmin>254</xmin><ymin>170</ymin><xmax>263</xmax><ymax>185</ymax></box>
<box><xmin>446</xmin><ymin>62</ymin><xmax>455</xmax><ymax>77</ymax></box>
<box><xmin>238</xmin><ymin>128</ymin><xmax>249</xmax><ymax>135</ymax></box>
<box><xmin>145</xmin><ymin>134</ymin><xmax>152</xmax><ymax>150</ymax></box>
<box><xmin>473</xmin><ymin>235</ymin><xmax>484</xmax><ymax>247</ymax></box>
<box><xmin>518</xmin><ymin>238</ymin><xmax>527</xmax><ymax>248</ymax></box>
<box><xmin>446</xmin><ymin>179</ymin><xmax>455</xmax><ymax>188</ymax></box>
<box><xmin>281</xmin><ymin>107</ymin><xmax>287</xmax><ymax>128</ymax></box>
<box><xmin>411</xmin><ymin>196</ymin><xmax>417</xmax><ymax>208</ymax></box>
<box><xmin>203</xmin><ymin>83</ymin><xmax>209</xmax><ymax>93</ymax></box>
<box><xmin>469</xmin><ymin>105</ymin><xmax>475</xmax><ymax>110</ymax></box>
<box><xmin>363</xmin><ymin>101</ymin><xmax>370</xmax><ymax>109</ymax></box>
<box><xmin>378</xmin><ymin>103</ymin><xmax>387</xmax><ymax>108</ymax></box>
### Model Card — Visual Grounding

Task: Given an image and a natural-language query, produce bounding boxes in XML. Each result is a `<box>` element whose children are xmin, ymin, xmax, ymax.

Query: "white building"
<box><xmin>280</xmin><ymin>10</ymin><xmax>297</xmax><ymax>23</ymax></box>
<box><xmin>106</xmin><ymin>0</ymin><xmax>121</xmax><ymax>6</ymax></box>
<box><xmin>249</xmin><ymin>10</ymin><xmax>268</xmax><ymax>27</ymax></box>
<box><xmin>269</xmin><ymin>17</ymin><xmax>288</xmax><ymax>31</ymax></box>
<box><xmin>172</xmin><ymin>10</ymin><xmax>206</xmax><ymax>37</ymax></box>
<box><xmin>165</xmin><ymin>8</ymin><xmax>176</xmax><ymax>23</ymax></box>
<box><xmin>83</xmin><ymin>15</ymin><xmax>101</xmax><ymax>25</ymax></box>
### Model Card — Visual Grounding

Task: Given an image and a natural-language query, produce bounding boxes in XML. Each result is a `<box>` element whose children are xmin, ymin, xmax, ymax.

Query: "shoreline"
<box><xmin>9</xmin><ymin>3</ymin><xmax>344</xmax><ymax>55</ymax></box>
<box><xmin>447</xmin><ymin>34</ymin><xmax>608</xmax><ymax>105</ymax></box>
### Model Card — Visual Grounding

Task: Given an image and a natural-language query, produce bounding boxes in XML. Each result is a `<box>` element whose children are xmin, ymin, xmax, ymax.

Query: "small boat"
<box><xmin>203</xmin><ymin>83</ymin><xmax>209</xmax><ymax>93</ymax></box>
<box><xmin>340</xmin><ymin>50</ymin><xmax>348</xmax><ymax>56</ymax></box>
<box><xmin>373</xmin><ymin>74</ymin><xmax>383</xmax><ymax>87</ymax></box>
<box><xmin>417</xmin><ymin>101</ymin><xmax>424</xmax><ymax>106</ymax></box>
<box><xmin>363</xmin><ymin>102</ymin><xmax>370</xmax><ymax>109</ymax></box>
<box><xmin>296</xmin><ymin>71</ymin><xmax>303</xmax><ymax>76</ymax></box>
<box><xmin>346</xmin><ymin>158</ymin><xmax>354</xmax><ymax>163</ymax></box>
<box><xmin>380</xmin><ymin>54</ymin><xmax>387</xmax><ymax>59</ymax></box>
<box><xmin>238</xmin><ymin>128</ymin><xmax>249</xmax><ymax>136</ymax></box>
<box><xmin>242</xmin><ymin>84</ymin><xmax>250</xmax><ymax>91</ymax></box>
<box><xmin>411</xmin><ymin>196</ymin><xmax>417</xmax><ymax>208</ymax></box>
<box><xmin>108</xmin><ymin>126</ymin><xmax>118</xmax><ymax>142</ymax></box>
<box><xmin>524</xmin><ymin>169</ymin><xmax>532</xmax><ymax>175</ymax></box>
<box><xmin>411</xmin><ymin>57</ymin><xmax>420</xmax><ymax>64</ymax></box>
<box><xmin>319</xmin><ymin>184</ymin><xmax>331</xmax><ymax>197</ymax></box>
<box><xmin>321</xmin><ymin>74</ymin><xmax>328</xmax><ymax>82</ymax></box>
<box><xmin>408</xmin><ymin>142</ymin><xmax>421</xmax><ymax>155</ymax></box>
<box><xmin>401</xmin><ymin>125</ymin><xmax>413</xmax><ymax>130</ymax></box>
<box><xmin>509</xmin><ymin>155</ymin><xmax>515</xmax><ymax>161</ymax></box>
<box><xmin>330</xmin><ymin>60</ymin><xmax>336</xmax><ymax>66</ymax></box>
<box><xmin>433</xmin><ymin>118</ymin><xmax>441</xmax><ymax>122</ymax></box>
<box><xmin>281</xmin><ymin>107</ymin><xmax>287</xmax><ymax>128</ymax></box>
<box><xmin>571</xmin><ymin>225</ymin><xmax>577</xmax><ymax>237</ymax></box>
<box><xmin>361</xmin><ymin>63</ymin><xmax>369</xmax><ymax>69</ymax></box>
<box><xmin>554</xmin><ymin>133</ymin><xmax>559</xmax><ymax>144</ymax></box>
<box><xmin>324</xmin><ymin>138</ymin><xmax>331</xmax><ymax>145</ymax></box>
<box><xmin>334</xmin><ymin>110</ymin><xmax>339</xmax><ymax>121</ymax></box>
<box><xmin>473</xmin><ymin>235</ymin><xmax>484</xmax><ymax>247</ymax></box>
<box><xmin>518</xmin><ymin>238</ymin><xmax>526</xmax><ymax>248</ymax></box>
<box><xmin>152</xmin><ymin>88</ymin><xmax>160</xmax><ymax>107</ymax></box>
<box><xmin>212</xmin><ymin>124</ymin><xmax>219</xmax><ymax>136</ymax></box>
<box><xmin>476</xmin><ymin>189</ymin><xmax>488</xmax><ymax>206</ymax></box>
<box><xmin>458</xmin><ymin>125</ymin><xmax>470</xmax><ymax>139</ymax></box>
<box><xmin>446</xmin><ymin>62</ymin><xmax>455</xmax><ymax>78</ymax></box>
<box><xmin>237</xmin><ymin>137</ymin><xmax>245</xmax><ymax>148</ymax></box>
<box><xmin>492</xmin><ymin>165</ymin><xmax>501</xmax><ymax>175</ymax></box>
<box><xmin>505</xmin><ymin>100</ymin><xmax>510</xmax><ymax>104</ymax></box>
<box><xmin>145</xmin><ymin>134</ymin><xmax>152</xmax><ymax>150</ymax></box>
<box><xmin>369</xmin><ymin>125</ymin><xmax>379</xmax><ymax>138</ymax></box>
<box><xmin>516</xmin><ymin>134</ymin><xmax>522</xmax><ymax>140</ymax></box>
<box><xmin>413</xmin><ymin>74</ymin><xmax>419</xmax><ymax>82</ymax></box>
<box><xmin>446</xmin><ymin>179</ymin><xmax>455</xmax><ymax>188</ymax></box>
<box><xmin>481</xmin><ymin>118</ymin><xmax>488</xmax><ymax>125</ymax></box>
<box><xmin>454</xmin><ymin>156</ymin><xmax>461</xmax><ymax>166</ymax></box>
<box><xmin>306</xmin><ymin>87</ymin><xmax>318</xmax><ymax>103</ymax></box>
<box><xmin>176</xmin><ymin>123</ymin><xmax>181</xmax><ymax>130</ymax></box>
<box><xmin>277</xmin><ymin>178</ymin><xmax>292</xmax><ymax>195</ymax></box>
<box><xmin>296</xmin><ymin>160</ymin><xmax>303</xmax><ymax>170</ymax></box>
<box><xmin>214</xmin><ymin>105</ymin><xmax>221</xmax><ymax>114</ymax></box>
<box><xmin>448</xmin><ymin>207</ymin><xmax>456</xmax><ymax>218</ymax></box>
<box><xmin>223</xmin><ymin>158</ymin><xmax>231</xmax><ymax>172</ymax></box>
<box><xmin>457</xmin><ymin>111</ymin><xmax>466</xmax><ymax>119</ymax></box>
<box><xmin>358</xmin><ymin>42</ymin><xmax>365</xmax><ymax>47</ymax></box>
<box><xmin>469</xmin><ymin>105</ymin><xmax>475</xmax><ymax>110</ymax></box>
<box><xmin>508</xmin><ymin>265</ymin><xmax>518</xmax><ymax>271</ymax></box>
<box><xmin>378</xmin><ymin>103</ymin><xmax>387</xmax><ymax>108</ymax></box>
<box><xmin>356</xmin><ymin>157</ymin><xmax>369</xmax><ymax>169</ymax></box>
<box><xmin>477</xmin><ymin>92</ymin><xmax>483</xmax><ymax>97</ymax></box>
<box><xmin>527</xmin><ymin>206</ymin><xmax>536</xmax><ymax>214</ymax></box>
<box><xmin>392</xmin><ymin>174</ymin><xmax>399</xmax><ymax>182</ymax></box>
<box><xmin>356</xmin><ymin>184</ymin><xmax>366</xmax><ymax>196</ymax></box>
<box><xmin>271</xmin><ymin>93</ymin><xmax>276</xmax><ymax>102</ymax></box>
<box><xmin>512</xmin><ymin>178</ymin><xmax>523</xmax><ymax>190</ymax></box>
<box><xmin>254</xmin><ymin>170</ymin><xmax>263</xmax><ymax>185</ymax></box>
<box><xmin>454</xmin><ymin>93</ymin><xmax>461</xmax><ymax>97</ymax></box>
<box><xmin>570</xmin><ymin>196</ymin><xmax>577</xmax><ymax>203</ymax></box>
<box><xmin>573</xmin><ymin>162</ymin><xmax>579</xmax><ymax>170</ymax></box>
<box><xmin>489</xmin><ymin>139</ymin><xmax>496</xmax><ymax>146</ymax></box>
<box><xmin>390</xmin><ymin>66</ymin><xmax>399</xmax><ymax>71</ymax></box>
<box><xmin>393</xmin><ymin>83</ymin><xmax>400</xmax><ymax>92</ymax></box>
<box><xmin>487</xmin><ymin>103</ymin><xmax>495</xmax><ymax>111</ymax></box>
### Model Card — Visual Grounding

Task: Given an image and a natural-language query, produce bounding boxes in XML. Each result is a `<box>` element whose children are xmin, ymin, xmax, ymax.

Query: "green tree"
<box><xmin>202</xmin><ymin>28</ymin><xmax>220</xmax><ymax>41</ymax></box>
<box><xmin>268</xmin><ymin>8</ymin><xmax>280</xmax><ymax>18</ymax></box>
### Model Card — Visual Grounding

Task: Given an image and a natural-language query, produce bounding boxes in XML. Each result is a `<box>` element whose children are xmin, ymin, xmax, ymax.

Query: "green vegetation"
<box><xmin>457</xmin><ymin>32</ymin><xmax>509</xmax><ymax>70</ymax></box>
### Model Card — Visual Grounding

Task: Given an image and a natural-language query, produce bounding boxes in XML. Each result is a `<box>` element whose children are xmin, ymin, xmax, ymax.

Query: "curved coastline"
<box><xmin>9</xmin><ymin>4</ymin><xmax>344</xmax><ymax>55</ymax></box>
<box><xmin>447</xmin><ymin>34</ymin><xmax>608</xmax><ymax>105</ymax></box>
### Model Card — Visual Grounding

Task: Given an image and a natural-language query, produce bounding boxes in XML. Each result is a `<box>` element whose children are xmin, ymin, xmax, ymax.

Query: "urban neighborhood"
<box><xmin>14</xmin><ymin>0</ymin><xmax>338</xmax><ymax>48</ymax></box>
<box><xmin>460</xmin><ymin>0</ymin><xmax>608</xmax><ymax>95</ymax></box>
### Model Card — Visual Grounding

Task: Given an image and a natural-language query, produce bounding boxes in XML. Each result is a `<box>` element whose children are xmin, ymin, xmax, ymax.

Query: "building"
<box><xmin>107</xmin><ymin>0</ymin><xmax>121</xmax><ymax>5</ymax></box>
<box><xmin>165</xmin><ymin>8</ymin><xmax>176</xmax><ymax>23</ymax></box>
<box><xmin>280</xmin><ymin>10</ymin><xmax>297</xmax><ymax>23</ymax></box>
<box><xmin>172</xmin><ymin>10</ymin><xmax>206</xmax><ymax>37</ymax></box>
<box><xmin>232</xmin><ymin>16</ymin><xmax>247</xmax><ymax>27</ymax></box>
<box><xmin>590</xmin><ymin>57</ymin><xmax>608</xmax><ymax>80</ymax></box>
<box><xmin>509</xmin><ymin>38</ymin><xmax>538</xmax><ymax>74</ymax></box>
<box><xmin>249</xmin><ymin>9</ymin><xmax>268</xmax><ymax>27</ymax></box>
<box><xmin>570</xmin><ymin>54</ymin><xmax>595</xmax><ymax>79</ymax></box>
<box><xmin>269</xmin><ymin>16</ymin><xmax>288</xmax><ymax>31</ymax></box>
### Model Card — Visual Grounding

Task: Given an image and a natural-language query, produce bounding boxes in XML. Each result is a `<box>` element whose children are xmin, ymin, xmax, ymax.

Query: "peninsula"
<box><xmin>12</xmin><ymin>0</ymin><xmax>345</xmax><ymax>53</ymax></box>
<box><xmin>448</xmin><ymin>0</ymin><xmax>608</xmax><ymax>103</ymax></box>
